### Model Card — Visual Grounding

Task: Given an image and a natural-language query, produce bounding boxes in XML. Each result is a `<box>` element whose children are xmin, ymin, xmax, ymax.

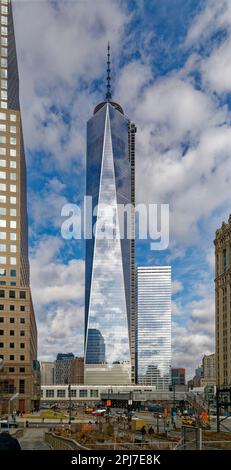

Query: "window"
<box><xmin>0</xmin><ymin>171</ymin><xmax>5</xmax><ymax>179</ymax></box>
<box><xmin>10</xmin><ymin>197</ymin><xmax>16</xmax><ymax>204</ymax></box>
<box><xmin>20</xmin><ymin>355</ymin><xmax>25</xmax><ymax>361</ymax></box>
<box><xmin>1</xmin><ymin>57</ymin><xmax>7</xmax><ymax>67</ymax></box>
<box><xmin>1</xmin><ymin>80</ymin><xmax>7</xmax><ymax>89</ymax></box>
<box><xmin>20</xmin><ymin>306</ymin><xmax>25</xmax><ymax>312</ymax></box>
<box><xmin>10</xmin><ymin>173</ymin><xmax>16</xmax><ymax>181</ymax></box>
<box><xmin>10</xmin><ymin>115</ymin><xmax>16</xmax><ymax>122</ymax></box>
<box><xmin>46</xmin><ymin>389</ymin><xmax>54</xmax><ymax>398</ymax></box>
<box><xmin>0</xmin><ymin>268</ymin><xmax>5</xmax><ymax>276</ymax></box>
<box><xmin>1</xmin><ymin>6</ymin><xmax>8</xmax><ymax>14</ymax></box>
<box><xmin>10</xmin><ymin>221</ymin><xmax>16</xmax><ymax>228</ymax></box>
<box><xmin>1</xmin><ymin>101</ymin><xmax>7</xmax><ymax>109</ymax></box>
<box><xmin>0</xmin><ymin>329</ymin><xmax>3</xmax><ymax>335</ymax></box>
<box><xmin>0</xmin><ymin>90</ymin><xmax>7</xmax><ymax>100</ymax></box>
<box><xmin>20</xmin><ymin>318</ymin><xmax>25</xmax><ymax>324</ymax></box>
<box><xmin>10</xmin><ymin>209</ymin><xmax>17</xmax><ymax>216</ymax></box>
<box><xmin>10</xmin><ymin>161</ymin><xmax>16</xmax><ymax>169</ymax></box>
<box><xmin>69</xmin><ymin>389</ymin><xmax>77</xmax><ymax>398</ymax></box>
<box><xmin>0</xmin><ymin>208</ymin><xmax>6</xmax><ymax>215</ymax></box>
<box><xmin>1</xmin><ymin>16</ymin><xmax>8</xmax><ymax>26</ymax></box>
<box><xmin>0</xmin><ymin>256</ymin><xmax>6</xmax><ymax>264</ymax></box>
<box><xmin>0</xmin><ymin>281</ymin><xmax>5</xmax><ymax>286</ymax></box>
<box><xmin>10</xmin><ymin>257</ymin><xmax>16</xmax><ymax>265</ymax></box>
<box><xmin>0</xmin><ymin>69</ymin><xmax>7</xmax><ymax>78</ymax></box>
<box><xmin>0</xmin><ymin>304</ymin><xmax>3</xmax><ymax>309</ymax></box>
<box><xmin>10</xmin><ymin>330</ymin><xmax>14</xmax><ymax>336</ymax></box>
<box><xmin>0</xmin><ymin>244</ymin><xmax>6</xmax><ymax>251</ymax></box>
<box><xmin>10</xmin><ymin>282</ymin><xmax>16</xmax><ymax>286</ymax></box>
<box><xmin>0</xmin><ymin>148</ymin><xmax>6</xmax><ymax>155</ymax></box>
<box><xmin>9</xmin><ymin>318</ymin><xmax>14</xmax><ymax>323</ymax></box>
<box><xmin>20</xmin><ymin>291</ymin><xmax>26</xmax><ymax>300</ymax></box>
<box><xmin>0</xmin><ymin>342</ymin><xmax>3</xmax><ymax>347</ymax></box>
<box><xmin>0</xmin><ymin>112</ymin><xmax>6</xmax><ymax>120</ymax></box>
<box><xmin>57</xmin><ymin>389</ymin><xmax>66</xmax><ymax>398</ymax></box>
<box><xmin>10</xmin><ymin>126</ymin><xmax>16</xmax><ymax>134</ymax></box>
<box><xmin>0</xmin><ymin>290</ymin><xmax>4</xmax><ymax>297</ymax></box>
<box><xmin>9</xmin><ymin>343</ymin><xmax>14</xmax><ymax>348</ymax></box>
<box><xmin>20</xmin><ymin>367</ymin><xmax>25</xmax><ymax>373</ymax></box>
<box><xmin>0</xmin><ymin>136</ymin><xmax>6</xmax><ymax>144</ymax></box>
<box><xmin>20</xmin><ymin>343</ymin><xmax>25</xmax><ymax>348</ymax></box>
<box><xmin>79</xmin><ymin>389</ymin><xmax>88</xmax><ymax>398</ymax></box>
<box><xmin>10</xmin><ymin>355</ymin><xmax>14</xmax><ymax>361</ymax></box>
<box><xmin>0</xmin><ymin>232</ymin><xmax>6</xmax><ymax>239</ymax></box>
<box><xmin>20</xmin><ymin>331</ymin><xmax>25</xmax><ymax>337</ymax></box>
<box><xmin>0</xmin><ymin>317</ymin><xmax>3</xmax><ymax>322</ymax></box>
<box><xmin>10</xmin><ymin>185</ymin><xmax>16</xmax><ymax>192</ymax></box>
<box><xmin>9</xmin><ymin>367</ymin><xmax>15</xmax><ymax>373</ymax></box>
<box><xmin>10</xmin><ymin>138</ymin><xmax>16</xmax><ymax>145</ymax></box>
<box><xmin>0</xmin><ymin>160</ymin><xmax>6</xmax><ymax>167</ymax></box>
<box><xmin>90</xmin><ymin>390</ymin><xmax>99</xmax><ymax>398</ymax></box>
<box><xmin>0</xmin><ymin>220</ymin><xmax>6</xmax><ymax>227</ymax></box>
<box><xmin>1</xmin><ymin>47</ymin><xmax>7</xmax><ymax>57</ymax></box>
<box><xmin>10</xmin><ymin>149</ymin><xmax>16</xmax><ymax>157</ymax></box>
<box><xmin>19</xmin><ymin>379</ymin><xmax>25</xmax><ymax>393</ymax></box>
<box><xmin>9</xmin><ymin>291</ymin><xmax>15</xmax><ymax>299</ymax></box>
<box><xmin>10</xmin><ymin>270</ymin><xmax>16</xmax><ymax>277</ymax></box>
<box><xmin>9</xmin><ymin>305</ymin><xmax>14</xmax><ymax>311</ymax></box>
<box><xmin>0</xmin><ymin>183</ymin><xmax>6</xmax><ymax>190</ymax></box>
<box><xmin>0</xmin><ymin>196</ymin><xmax>6</xmax><ymax>203</ymax></box>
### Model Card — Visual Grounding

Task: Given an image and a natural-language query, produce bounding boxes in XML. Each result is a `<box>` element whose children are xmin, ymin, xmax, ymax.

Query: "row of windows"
<box><xmin>44</xmin><ymin>389</ymin><xmax>98</xmax><ymax>398</ymax></box>
<box><xmin>8</xmin><ymin>367</ymin><xmax>25</xmax><ymax>373</ymax></box>
<box><xmin>0</xmin><ymin>183</ymin><xmax>17</xmax><ymax>192</ymax></box>
<box><xmin>0</xmin><ymin>342</ymin><xmax>25</xmax><ymax>348</ymax></box>
<box><xmin>0</xmin><ymin>148</ymin><xmax>17</xmax><ymax>158</ymax></box>
<box><xmin>0</xmin><ymin>268</ymin><xmax>16</xmax><ymax>276</ymax></box>
<box><xmin>0</xmin><ymin>244</ymin><xmax>17</xmax><ymax>252</ymax></box>
<box><xmin>0</xmin><ymin>329</ymin><xmax>25</xmax><ymax>335</ymax></box>
<box><xmin>0</xmin><ymin>171</ymin><xmax>17</xmax><ymax>179</ymax></box>
<box><xmin>0</xmin><ymin>144</ymin><xmax>17</xmax><ymax>154</ymax></box>
<box><xmin>0</xmin><ymin>355</ymin><xmax>25</xmax><ymax>361</ymax></box>
<box><xmin>0</xmin><ymin>317</ymin><xmax>25</xmax><ymax>323</ymax></box>
<box><xmin>0</xmin><ymin>290</ymin><xmax>26</xmax><ymax>299</ymax></box>
<box><xmin>0</xmin><ymin>159</ymin><xmax>16</xmax><ymax>168</ymax></box>
<box><xmin>0</xmin><ymin>112</ymin><xmax>16</xmax><ymax>122</ymax></box>
<box><xmin>0</xmin><ymin>219</ymin><xmax>17</xmax><ymax>227</ymax></box>
<box><xmin>0</xmin><ymin>196</ymin><xmax>17</xmax><ymax>204</ymax></box>
<box><xmin>0</xmin><ymin>306</ymin><xmax>25</xmax><ymax>312</ymax></box>
<box><xmin>0</xmin><ymin>256</ymin><xmax>17</xmax><ymax>265</ymax></box>
<box><xmin>0</xmin><ymin>208</ymin><xmax>17</xmax><ymax>216</ymax></box>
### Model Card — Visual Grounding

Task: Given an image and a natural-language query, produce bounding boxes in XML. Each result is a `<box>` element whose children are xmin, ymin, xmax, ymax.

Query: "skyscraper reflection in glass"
<box><xmin>136</xmin><ymin>266</ymin><xmax>171</xmax><ymax>390</ymax></box>
<box><xmin>84</xmin><ymin>97</ymin><xmax>136</xmax><ymax>385</ymax></box>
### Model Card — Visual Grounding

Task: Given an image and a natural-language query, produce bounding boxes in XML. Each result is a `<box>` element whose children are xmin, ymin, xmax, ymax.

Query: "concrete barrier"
<box><xmin>45</xmin><ymin>432</ymin><xmax>89</xmax><ymax>450</ymax></box>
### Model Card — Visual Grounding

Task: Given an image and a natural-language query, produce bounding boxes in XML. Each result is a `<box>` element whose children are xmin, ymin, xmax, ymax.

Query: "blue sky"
<box><xmin>12</xmin><ymin>0</ymin><xmax>231</xmax><ymax>377</ymax></box>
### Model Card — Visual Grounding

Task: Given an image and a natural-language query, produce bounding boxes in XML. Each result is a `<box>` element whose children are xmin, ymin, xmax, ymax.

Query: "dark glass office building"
<box><xmin>84</xmin><ymin>55</ymin><xmax>136</xmax><ymax>385</ymax></box>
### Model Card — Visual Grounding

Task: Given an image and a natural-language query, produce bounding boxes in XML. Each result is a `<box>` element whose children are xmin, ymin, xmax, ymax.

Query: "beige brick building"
<box><xmin>0</xmin><ymin>0</ymin><xmax>40</xmax><ymax>413</ymax></box>
<box><xmin>214</xmin><ymin>215</ymin><xmax>231</xmax><ymax>386</ymax></box>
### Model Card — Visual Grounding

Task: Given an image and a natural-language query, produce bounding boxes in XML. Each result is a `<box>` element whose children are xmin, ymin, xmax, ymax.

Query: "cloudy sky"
<box><xmin>12</xmin><ymin>0</ymin><xmax>231</xmax><ymax>378</ymax></box>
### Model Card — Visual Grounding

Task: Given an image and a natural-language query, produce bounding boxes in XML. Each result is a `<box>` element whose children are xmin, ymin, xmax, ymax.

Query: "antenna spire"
<box><xmin>106</xmin><ymin>42</ymin><xmax>112</xmax><ymax>101</ymax></box>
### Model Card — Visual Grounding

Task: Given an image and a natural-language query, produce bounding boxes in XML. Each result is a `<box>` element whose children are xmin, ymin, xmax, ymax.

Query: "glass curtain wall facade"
<box><xmin>0</xmin><ymin>0</ymin><xmax>39</xmax><ymax>413</ymax></box>
<box><xmin>85</xmin><ymin>101</ymin><xmax>135</xmax><ymax>385</ymax></box>
<box><xmin>136</xmin><ymin>266</ymin><xmax>171</xmax><ymax>390</ymax></box>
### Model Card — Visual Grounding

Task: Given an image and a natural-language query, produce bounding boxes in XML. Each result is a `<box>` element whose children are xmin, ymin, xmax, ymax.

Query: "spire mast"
<box><xmin>106</xmin><ymin>42</ymin><xmax>112</xmax><ymax>101</ymax></box>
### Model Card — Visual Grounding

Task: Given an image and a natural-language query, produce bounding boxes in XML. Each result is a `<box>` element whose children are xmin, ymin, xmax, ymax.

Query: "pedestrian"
<box><xmin>0</xmin><ymin>432</ymin><xmax>21</xmax><ymax>450</ymax></box>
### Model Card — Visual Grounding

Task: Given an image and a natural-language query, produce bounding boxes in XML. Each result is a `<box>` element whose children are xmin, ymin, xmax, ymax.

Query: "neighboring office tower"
<box><xmin>41</xmin><ymin>362</ymin><xmax>54</xmax><ymax>386</ymax></box>
<box><xmin>136</xmin><ymin>266</ymin><xmax>171</xmax><ymax>390</ymax></box>
<box><xmin>55</xmin><ymin>353</ymin><xmax>74</xmax><ymax>385</ymax></box>
<box><xmin>84</xmin><ymin>45</ymin><xmax>136</xmax><ymax>385</ymax></box>
<box><xmin>214</xmin><ymin>215</ymin><xmax>231</xmax><ymax>386</ymax></box>
<box><xmin>0</xmin><ymin>0</ymin><xmax>39</xmax><ymax>413</ymax></box>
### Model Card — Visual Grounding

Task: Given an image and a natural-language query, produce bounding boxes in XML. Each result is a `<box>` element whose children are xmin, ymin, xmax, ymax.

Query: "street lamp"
<box><xmin>68</xmin><ymin>384</ymin><xmax>72</xmax><ymax>425</ymax></box>
<box><xmin>8</xmin><ymin>392</ymin><xmax>19</xmax><ymax>420</ymax></box>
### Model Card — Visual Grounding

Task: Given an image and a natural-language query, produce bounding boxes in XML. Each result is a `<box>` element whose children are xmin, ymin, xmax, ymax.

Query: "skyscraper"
<box><xmin>214</xmin><ymin>215</ymin><xmax>231</xmax><ymax>386</ymax></box>
<box><xmin>0</xmin><ymin>0</ymin><xmax>39</xmax><ymax>413</ymax></box>
<box><xmin>136</xmin><ymin>266</ymin><xmax>171</xmax><ymax>389</ymax></box>
<box><xmin>84</xmin><ymin>45</ymin><xmax>136</xmax><ymax>385</ymax></box>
